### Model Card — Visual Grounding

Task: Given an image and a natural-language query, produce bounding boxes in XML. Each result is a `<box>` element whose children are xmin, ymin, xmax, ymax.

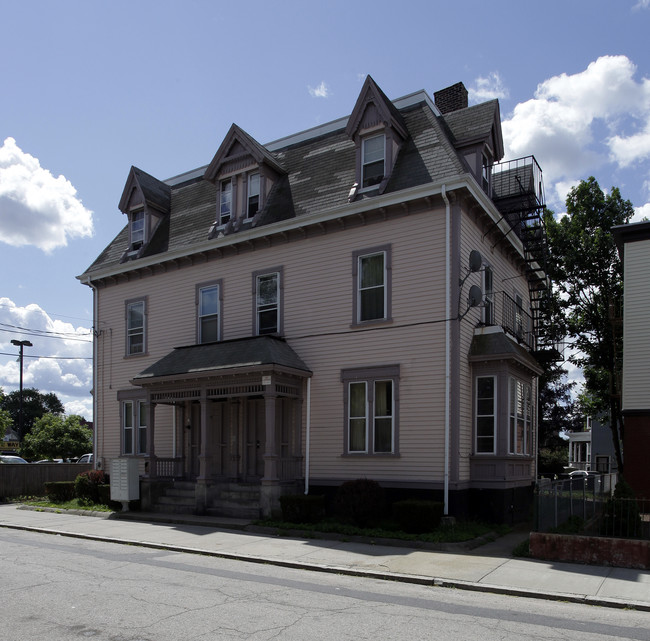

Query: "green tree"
<box><xmin>543</xmin><ymin>177</ymin><xmax>633</xmax><ymax>473</ymax></box>
<box><xmin>0</xmin><ymin>388</ymin><xmax>65</xmax><ymax>439</ymax></box>
<box><xmin>20</xmin><ymin>414</ymin><xmax>92</xmax><ymax>461</ymax></box>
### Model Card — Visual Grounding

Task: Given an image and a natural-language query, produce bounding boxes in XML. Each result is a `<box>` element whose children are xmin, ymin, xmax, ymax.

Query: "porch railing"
<box><xmin>279</xmin><ymin>456</ymin><xmax>302</xmax><ymax>481</ymax></box>
<box><xmin>484</xmin><ymin>291</ymin><xmax>535</xmax><ymax>349</ymax></box>
<box><xmin>153</xmin><ymin>457</ymin><xmax>183</xmax><ymax>479</ymax></box>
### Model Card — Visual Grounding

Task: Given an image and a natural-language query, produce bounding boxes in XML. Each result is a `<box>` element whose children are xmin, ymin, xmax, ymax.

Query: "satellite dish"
<box><xmin>468</xmin><ymin>285</ymin><xmax>483</xmax><ymax>307</ymax></box>
<box><xmin>468</xmin><ymin>250</ymin><xmax>483</xmax><ymax>273</ymax></box>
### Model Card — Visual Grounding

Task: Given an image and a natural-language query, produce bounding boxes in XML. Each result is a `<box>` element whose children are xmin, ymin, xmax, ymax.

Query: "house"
<box><xmin>566</xmin><ymin>416</ymin><xmax>619</xmax><ymax>474</ymax></box>
<box><xmin>78</xmin><ymin>77</ymin><xmax>551</xmax><ymax>522</ymax></box>
<box><xmin>612</xmin><ymin>220</ymin><xmax>650</xmax><ymax>498</ymax></box>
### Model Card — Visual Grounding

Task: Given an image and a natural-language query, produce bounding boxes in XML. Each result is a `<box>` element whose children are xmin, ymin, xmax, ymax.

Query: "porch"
<box><xmin>132</xmin><ymin>336</ymin><xmax>312</xmax><ymax>517</ymax></box>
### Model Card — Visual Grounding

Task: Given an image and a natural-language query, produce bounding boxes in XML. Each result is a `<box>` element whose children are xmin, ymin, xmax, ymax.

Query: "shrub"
<box><xmin>98</xmin><ymin>484</ymin><xmax>122</xmax><ymax>511</ymax></box>
<box><xmin>334</xmin><ymin>479</ymin><xmax>385</xmax><ymax>528</ymax></box>
<box><xmin>44</xmin><ymin>481</ymin><xmax>76</xmax><ymax>503</ymax></box>
<box><xmin>279</xmin><ymin>494</ymin><xmax>325</xmax><ymax>524</ymax></box>
<box><xmin>74</xmin><ymin>470</ymin><xmax>106</xmax><ymax>505</ymax></box>
<box><xmin>392</xmin><ymin>499</ymin><xmax>444</xmax><ymax>533</ymax></box>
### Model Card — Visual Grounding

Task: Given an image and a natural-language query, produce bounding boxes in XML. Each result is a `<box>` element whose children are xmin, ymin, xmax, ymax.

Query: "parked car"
<box><xmin>0</xmin><ymin>455</ymin><xmax>28</xmax><ymax>464</ymax></box>
<box><xmin>34</xmin><ymin>459</ymin><xmax>64</xmax><ymax>464</ymax></box>
<box><xmin>568</xmin><ymin>470</ymin><xmax>599</xmax><ymax>478</ymax></box>
<box><xmin>77</xmin><ymin>453</ymin><xmax>93</xmax><ymax>464</ymax></box>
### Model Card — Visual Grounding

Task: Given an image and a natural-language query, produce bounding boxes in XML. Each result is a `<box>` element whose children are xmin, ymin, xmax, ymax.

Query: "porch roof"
<box><xmin>468</xmin><ymin>330</ymin><xmax>543</xmax><ymax>375</ymax></box>
<box><xmin>131</xmin><ymin>335</ymin><xmax>311</xmax><ymax>384</ymax></box>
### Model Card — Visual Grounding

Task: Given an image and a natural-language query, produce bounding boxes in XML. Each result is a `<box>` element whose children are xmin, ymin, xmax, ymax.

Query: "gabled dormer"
<box><xmin>119</xmin><ymin>166</ymin><xmax>171</xmax><ymax>261</ymax></box>
<box><xmin>345</xmin><ymin>76</ymin><xmax>408</xmax><ymax>197</ymax></box>
<box><xmin>436</xmin><ymin>83</ymin><xmax>504</xmax><ymax>195</ymax></box>
<box><xmin>204</xmin><ymin>124</ymin><xmax>286</xmax><ymax>237</ymax></box>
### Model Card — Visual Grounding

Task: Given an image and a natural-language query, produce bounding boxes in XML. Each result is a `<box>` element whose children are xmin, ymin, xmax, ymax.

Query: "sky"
<box><xmin>1</xmin><ymin>0</ymin><xmax>649</xmax><ymax>421</ymax></box>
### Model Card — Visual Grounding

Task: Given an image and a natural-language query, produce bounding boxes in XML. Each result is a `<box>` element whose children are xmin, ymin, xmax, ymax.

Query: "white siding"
<box><xmin>623</xmin><ymin>240</ymin><xmax>650</xmax><ymax>410</ymax></box>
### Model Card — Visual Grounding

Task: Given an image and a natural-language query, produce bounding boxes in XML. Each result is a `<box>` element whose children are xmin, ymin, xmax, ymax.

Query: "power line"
<box><xmin>0</xmin><ymin>351</ymin><xmax>92</xmax><ymax>361</ymax></box>
<box><xmin>0</xmin><ymin>324</ymin><xmax>93</xmax><ymax>343</ymax></box>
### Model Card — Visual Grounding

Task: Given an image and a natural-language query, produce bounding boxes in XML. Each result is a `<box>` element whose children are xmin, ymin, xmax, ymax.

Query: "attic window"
<box><xmin>362</xmin><ymin>135</ymin><xmax>385</xmax><ymax>189</ymax></box>
<box><xmin>220</xmin><ymin>179</ymin><xmax>233</xmax><ymax>225</ymax></box>
<box><xmin>130</xmin><ymin>209</ymin><xmax>145</xmax><ymax>251</ymax></box>
<box><xmin>247</xmin><ymin>173</ymin><xmax>260</xmax><ymax>218</ymax></box>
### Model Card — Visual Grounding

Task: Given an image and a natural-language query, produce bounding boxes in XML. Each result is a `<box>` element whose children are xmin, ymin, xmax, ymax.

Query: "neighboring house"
<box><xmin>566</xmin><ymin>416</ymin><xmax>619</xmax><ymax>474</ymax></box>
<box><xmin>613</xmin><ymin>221</ymin><xmax>650</xmax><ymax>498</ymax></box>
<box><xmin>1</xmin><ymin>427</ymin><xmax>20</xmax><ymax>454</ymax></box>
<box><xmin>78</xmin><ymin>77</ymin><xmax>550</xmax><ymax>522</ymax></box>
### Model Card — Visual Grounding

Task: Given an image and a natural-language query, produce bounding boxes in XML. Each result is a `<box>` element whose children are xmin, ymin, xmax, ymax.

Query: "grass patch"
<box><xmin>254</xmin><ymin>518</ymin><xmax>507</xmax><ymax>543</ymax></box>
<box><xmin>19</xmin><ymin>497</ymin><xmax>114</xmax><ymax>513</ymax></box>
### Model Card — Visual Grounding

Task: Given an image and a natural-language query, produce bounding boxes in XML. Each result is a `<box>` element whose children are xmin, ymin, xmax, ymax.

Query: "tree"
<box><xmin>0</xmin><ymin>388</ymin><xmax>65</xmax><ymax>439</ymax></box>
<box><xmin>20</xmin><ymin>414</ymin><xmax>92</xmax><ymax>461</ymax></box>
<box><xmin>543</xmin><ymin>177</ymin><xmax>633</xmax><ymax>473</ymax></box>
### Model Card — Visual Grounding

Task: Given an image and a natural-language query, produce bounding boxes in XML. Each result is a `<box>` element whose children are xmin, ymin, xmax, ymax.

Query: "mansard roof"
<box><xmin>80</xmin><ymin>79</ymin><xmax>503</xmax><ymax>280</ymax></box>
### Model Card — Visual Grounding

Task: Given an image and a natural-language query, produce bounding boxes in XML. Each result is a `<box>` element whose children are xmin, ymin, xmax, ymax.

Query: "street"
<box><xmin>0</xmin><ymin>529</ymin><xmax>648</xmax><ymax>641</ymax></box>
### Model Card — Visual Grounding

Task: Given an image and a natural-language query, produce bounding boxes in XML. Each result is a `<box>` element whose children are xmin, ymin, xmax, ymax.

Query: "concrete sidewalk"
<box><xmin>1</xmin><ymin>503</ymin><xmax>649</xmax><ymax>611</ymax></box>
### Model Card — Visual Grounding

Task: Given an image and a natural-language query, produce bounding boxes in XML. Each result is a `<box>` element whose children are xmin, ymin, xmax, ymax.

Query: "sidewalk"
<box><xmin>1</xmin><ymin>503</ymin><xmax>649</xmax><ymax>611</ymax></box>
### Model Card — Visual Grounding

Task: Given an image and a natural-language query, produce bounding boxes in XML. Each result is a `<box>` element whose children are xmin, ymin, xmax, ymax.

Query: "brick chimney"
<box><xmin>434</xmin><ymin>82</ymin><xmax>469</xmax><ymax>114</ymax></box>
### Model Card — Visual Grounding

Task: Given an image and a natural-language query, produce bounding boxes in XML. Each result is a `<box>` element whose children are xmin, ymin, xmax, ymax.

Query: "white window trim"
<box><xmin>353</xmin><ymin>245</ymin><xmax>391</xmax><ymax>326</ymax></box>
<box><xmin>254</xmin><ymin>270</ymin><xmax>281</xmax><ymax>335</ymax></box>
<box><xmin>247</xmin><ymin>172</ymin><xmax>260</xmax><ymax>219</ymax></box>
<box><xmin>122</xmin><ymin>399</ymin><xmax>147</xmax><ymax>456</ymax></box>
<box><xmin>475</xmin><ymin>375</ymin><xmax>497</xmax><ymax>455</ymax></box>
<box><xmin>197</xmin><ymin>281</ymin><xmax>222</xmax><ymax>344</ymax></box>
<box><xmin>129</xmin><ymin>208</ymin><xmax>145</xmax><ymax>252</ymax></box>
<box><xmin>219</xmin><ymin>178</ymin><xmax>233</xmax><ymax>226</ymax></box>
<box><xmin>508</xmin><ymin>377</ymin><xmax>533</xmax><ymax>455</ymax></box>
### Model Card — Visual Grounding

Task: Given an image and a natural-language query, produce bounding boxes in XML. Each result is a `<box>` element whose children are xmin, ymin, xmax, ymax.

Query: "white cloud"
<box><xmin>632</xmin><ymin>202</ymin><xmax>650</xmax><ymax>222</ymax></box>
<box><xmin>308</xmin><ymin>81</ymin><xmax>330</xmax><ymax>98</ymax></box>
<box><xmin>469</xmin><ymin>72</ymin><xmax>509</xmax><ymax>102</ymax></box>
<box><xmin>502</xmin><ymin>56</ymin><xmax>650</xmax><ymax>208</ymax></box>
<box><xmin>0</xmin><ymin>137</ymin><xmax>94</xmax><ymax>252</ymax></box>
<box><xmin>633</xmin><ymin>0</ymin><xmax>650</xmax><ymax>9</ymax></box>
<box><xmin>0</xmin><ymin>297</ymin><xmax>92</xmax><ymax>419</ymax></box>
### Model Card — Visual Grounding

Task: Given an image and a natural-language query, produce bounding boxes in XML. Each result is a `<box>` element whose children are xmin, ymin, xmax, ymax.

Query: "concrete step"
<box><xmin>157</xmin><ymin>495</ymin><xmax>195</xmax><ymax>507</ymax></box>
<box><xmin>166</xmin><ymin>488</ymin><xmax>196</xmax><ymax>499</ymax></box>
<box><xmin>206</xmin><ymin>502</ymin><xmax>261</xmax><ymax>520</ymax></box>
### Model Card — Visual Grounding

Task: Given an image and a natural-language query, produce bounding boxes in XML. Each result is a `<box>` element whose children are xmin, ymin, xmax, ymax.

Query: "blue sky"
<box><xmin>1</xmin><ymin>0</ymin><xmax>649</xmax><ymax>419</ymax></box>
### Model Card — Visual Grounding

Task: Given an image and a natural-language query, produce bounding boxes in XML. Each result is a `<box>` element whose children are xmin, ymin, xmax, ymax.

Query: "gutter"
<box><xmin>304</xmin><ymin>377</ymin><xmax>312</xmax><ymax>495</ymax></box>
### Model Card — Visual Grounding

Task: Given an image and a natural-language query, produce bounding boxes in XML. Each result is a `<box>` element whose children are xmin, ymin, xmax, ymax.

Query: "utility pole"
<box><xmin>11</xmin><ymin>339</ymin><xmax>32</xmax><ymax>439</ymax></box>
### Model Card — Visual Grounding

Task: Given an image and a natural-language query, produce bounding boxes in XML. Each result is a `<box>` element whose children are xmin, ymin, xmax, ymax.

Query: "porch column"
<box><xmin>263</xmin><ymin>390</ymin><xmax>279</xmax><ymax>482</ymax></box>
<box><xmin>147</xmin><ymin>398</ymin><xmax>157</xmax><ymax>478</ymax></box>
<box><xmin>198</xmin><ymin>395</ymin><xmax>213</xmax><ymax>481</ymax></box>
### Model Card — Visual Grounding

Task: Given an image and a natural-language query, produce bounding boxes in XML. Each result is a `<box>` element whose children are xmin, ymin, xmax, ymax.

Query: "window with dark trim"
<box><xmin>255</xmin><ymin>271</ymin><xmax>280</xmax><ymax>335</ymax></box>
<box><xmin>122</xmin><ymin>399</ymin><xmax>147</xmax><ymax>456</ymax></box>
<box><xmin>475</xmin><ymin>375</ymin><xmax>496</xmax><ymax>454</ymax></box>
<box><xmin>361</xmin><ymin>134</ymin><xmax>385</xmax><ymax>189</ymax></box>
<box><xmin>353</xmin><ymin>245</ymin><xmax>391</xmax><ymax>325</ymax></box>
<box><xmin>247</xmin><ymin>172</ymin><xmax>260</xmax><ymax>218</ymax></box>
<box><xmin>342</xmin><ymin>365</ymin><xmax>399</xmax><ymax>455</ymax></box>
<box><xmin>130</xmin><ymin>209</ymin><xmax>145</xmax><ymax>251</ymax></box>
<box><xmin>483</xmin><ymin>266</ymin><xmax>494</xmax><ymax>325</ymax></box>
<box><xmin>197</xmin><ymin>281</ymin><xmax>222</xmax><ymax>343</ymax></box>
<box><xmin>125</xmin><ymin>298</ymin><xmax>146</xmax><ymax>356</ymax></box>
<box><xmin>220</xmin><ymin>179</ymin><xmax>232</xmax><ymax>225</ymax></box>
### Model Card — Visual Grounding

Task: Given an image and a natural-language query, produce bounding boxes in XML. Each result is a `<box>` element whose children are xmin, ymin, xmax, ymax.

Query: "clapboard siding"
<box><xmin>623</xmin><ymin>240</ymin><xmax>650</xmax><ymax>410</ymax></box>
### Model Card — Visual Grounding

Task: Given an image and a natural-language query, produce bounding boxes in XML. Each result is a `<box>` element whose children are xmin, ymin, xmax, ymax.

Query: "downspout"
<box><xmin>441</xmin><ymin>185</ymin><xmax>451</xmax><ymax>516</ymax></box>
<box><xmin>304</xmin><ymin>377</ymin><xmax>312</xmax><ymax>494</ymax></box>
<box><xmin>87</xmin><ymin>280</ymin><xmax>99</xmax><ymax>470</ymax></box>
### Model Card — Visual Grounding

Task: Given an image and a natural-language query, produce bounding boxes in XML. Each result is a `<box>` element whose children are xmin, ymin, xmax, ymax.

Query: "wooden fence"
<box><xmin>0</xmin><ymin>463</ymin><xmax>92</xmax><ymax>498</ymax></box>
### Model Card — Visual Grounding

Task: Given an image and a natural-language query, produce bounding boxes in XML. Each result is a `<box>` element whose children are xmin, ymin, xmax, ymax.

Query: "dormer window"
<box><xmin>362</xmin><ymin>135</ymin><xmax>385</xmax><ymax>189</ymax></box>
<box><xmin>130</xmin><ymin>209</ymin><xmax>145</xmax><ymax>251</ymax></box>
<box><xmin>220</xmin><ymin>179</ymin><xmax>233</xmax><ymax>225</ymax></box>
<box><xmin>247</xmin><ymin>173</ymin><xmax>260</xmax><ymax>218</ymax></box>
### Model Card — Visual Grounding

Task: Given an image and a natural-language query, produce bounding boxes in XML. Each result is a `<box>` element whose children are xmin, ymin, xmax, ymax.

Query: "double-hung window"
<box><xmin>198</xmin><ymin>283</ymin><xmax>221</xmax><ymax>343</ymax></box>
<box><xmin>220</xmin><ymin>179</ymin><xmax>232</xmax><ymax>225</ymax></box>
<box><xmin>255</xmin><ymin>271</ymin><xmax>280</xmax><ymax>335</ymax></box>
<box><xmin>475</xmin><ymin>376</ymin><xmax>496</xmax><ymax>454</ymax></box>
<box><xmin>509</xmin><ymin>377</ymin><xmax>532</xmax><ymax>455</ymax></box>
<box><xmin>354</xmin><ymin>246</ymin><xmax>391</xmax><ymax>324</ymax></box>
<box><xmin>123</xmin><ymin>399</ymin><xmax>147</xmax><ymax>456</ymax></box>
<box><xmin>247</xmin><ymin>173</ymin><xmax>260</xmax><ymax>218</ymax></box>
<box><xmin>342</xmin><ymin>365</ymin><xmax>399</xmax><ymax>455</ymax></box>
<box><xmin>130</xmin><ymin>209</ymin><xmax>145</xmax><ymax>251</ymax></box>
<box><xmin>362</xmin><ymin>134</ymin><xmax>385</xmax><ymax>188</ymax></box>
<box><xmin>126</xmin><ymin>299</ymin><xmax>146</xmax><ymax>355</ymax></box>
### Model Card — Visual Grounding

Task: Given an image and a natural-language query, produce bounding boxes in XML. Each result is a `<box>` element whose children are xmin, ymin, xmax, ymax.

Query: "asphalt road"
<box><xmin>1</xmin><ymin>529</ymin><xmax>648</xmax><ymax>641</ymax></box>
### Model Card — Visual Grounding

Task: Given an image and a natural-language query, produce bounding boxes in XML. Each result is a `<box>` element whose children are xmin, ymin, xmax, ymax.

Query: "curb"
<box><xmin>1</xmin><ymin>520</ymin><xmax>647</xmax><ymax>612</ymax></box>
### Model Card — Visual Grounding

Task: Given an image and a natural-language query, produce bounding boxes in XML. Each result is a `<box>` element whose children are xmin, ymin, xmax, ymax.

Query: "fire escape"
<box><xmin>489</xmin><ymin>156</ymin><xmax>558</xmax><ymax>360</ymax></box>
